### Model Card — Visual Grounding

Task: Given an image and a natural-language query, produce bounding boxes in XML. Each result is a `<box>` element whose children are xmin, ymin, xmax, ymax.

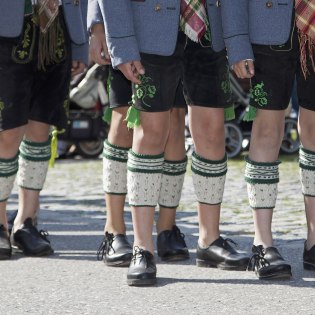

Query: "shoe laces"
<box><xmin>222</xmin><ymin>238</ymin><xmax>238</xmax><ymax>249</ymax></box>
<box><xmin>39</xmin><ymin>230</ymin><xmax>51</xmax><ymax>243</ymax></box>
<box><xmin>131</xmin><ymin>246</ymin><xmax>147</xmax><ymax>266</ymax></box>
<box><xmin>96</xmin><ymin>232</ymin><xmax>114</xmax><ymax>261</ymax></box>
<box><xmin>173</xmin><ymin>226</ymin><xmax>185</xmax><ymax>241</ymax></box>
<box><xmin>247</xmin><ymin>246</ymin><xmax>270</xmax><ymax>273</ymax></box>
<box><xmin>26</xmin><ymin>221</ymin><xmax>50</xmax><ymax>244</ymax></box>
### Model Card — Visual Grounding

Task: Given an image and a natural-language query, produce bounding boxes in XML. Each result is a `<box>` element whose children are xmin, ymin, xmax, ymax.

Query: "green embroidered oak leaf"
<box><xmin>221</xmin><ymin>81</ymin><xmax>230</xmax><ymax>94</ymax></box>
<box><xmin>148</xmin><ymin>85</ymin><xmax>156</xmax><ymax>95</ymax></box>
<box><xmin>17</xmin><ymin>50</ymin><xmax>28</xmax><ymax>59</ymax></box>
<box><xmin>136</xmin><ymin>88</ymin><xmax>144</xmax><ymax>99</ymax></box>
<box><xmin>0</xmin><ymin>101</ymin><xmax>4</xmax><ymax>111</ymax></box>
<box><xmin>251</xmin><ymin>82</ymin><xmax>268</xmax><ymax>107</ymax></box>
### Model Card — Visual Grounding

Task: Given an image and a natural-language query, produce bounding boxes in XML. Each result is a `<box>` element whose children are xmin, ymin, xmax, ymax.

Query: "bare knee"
<box><xmin>0</xmin><ymin>128</ymin><xmax>25</xmax><ymax>158</ymax></box>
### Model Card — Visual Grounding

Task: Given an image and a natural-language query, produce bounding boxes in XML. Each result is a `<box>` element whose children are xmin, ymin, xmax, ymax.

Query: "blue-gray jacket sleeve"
<box><xmin>96</xmin><ymin>0</ymin><xmax>140</xmax><ymax>68</ymax></box>
<box><xmin>71</xmin><ymin>0</ymin><xmax>89</xmax><ymax>65</ymax></box>
<box><xmin>221</xmin><ymin>0</ymin><xmax>254</xmax><ymax>67</ymax></box>
<box><xmin>87</xmin><ymin>0</ymin><xmax>103</xmax><ymax>31</ymax></box>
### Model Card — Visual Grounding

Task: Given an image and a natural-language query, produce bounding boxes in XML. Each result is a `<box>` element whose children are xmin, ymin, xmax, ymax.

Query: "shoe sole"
<box><xmin>0</xmin><ymin>249</ymin><xmax>12</xmax><ymax>260</ymax></box>
<box><xmin>258</xmin><ymin>272</ymin><xmax>292</xmax><ymax>280</ymax></box>
<box><xmin>303</xmin><ymin>261</ymin><xmax>315</xmax><ymax>270</ymax></box>
<box><xmin>127</xmin><ymin>277</ymin><xmax>157</xmax><ymax>286</ymax></box>
<box><xmin>160</xmin><ymin>254</ymin><xmax>190</xmax><ymax>262</ymax></box>
<box><xmin>12</xmin><ymin>243</ymin><xmax>54</xmax><ymax>257</ymax></box>
<box><xmin>196</xmin><ymin>259</ymin><xmax>248</xmax><ymax>271</ymax></box>
<box><xmin>105</xmin><ymin>259</ymin><xmax>132</xmax><ymax>267</ymax></box>
<box><xmin>105</xmin><ymin>253</ymin><xmax>133</xmax><ymax>267</ymax></box>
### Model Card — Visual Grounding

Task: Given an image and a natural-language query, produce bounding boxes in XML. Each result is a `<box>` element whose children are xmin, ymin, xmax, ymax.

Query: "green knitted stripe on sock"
<box><xmin>19</xmin><ymin>138</ymin><xmax>51</xmax><ymax>162</ymax></box>
<box><xmin>244</xmin><ymin>156</ymin><xmax>280</xmax><ymax>184</ymax></box>
<box><xmin>102</xmin><ymin>139</ymin><xmax>129</xmax><ymax>162</ymax></box>
<box><xmin>191</xmin><ymin>151</ymin><xmax>227</xmax><ymax>177</ymax></box>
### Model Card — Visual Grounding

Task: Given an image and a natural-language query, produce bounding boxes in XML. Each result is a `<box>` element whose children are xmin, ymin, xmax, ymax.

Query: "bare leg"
<box><xmin>131</xmin><ymin>110</ymin><xmax>170</xmax><ymax>254</ymax></box>
<box><xmin>0</xmin><ymin>126</ymin><xmax>26</xmax><ymax>230</ymax></box>
<box><xmin>299</xmin><ymin>107</ymin><xmax>315</xmax><ymax>249</ymax></box>
<box><xmin>189</xmin><ymin>106</ymin><xmax>225</xmax><ymax>247</ymax></box>
<box><xmin>157</xmin><ymin>107</ymin><xmax>186</xmax><ymax>233</ymax></box>
<box><xmin>248</xmin><ymin>109</ymin><xmax>286</xmax><ymax>247</ymax></box>
<box><xmin>104</xmin><ymin>107</ymin><xmax>133</xmax><ymax>235</ymax></box>
<box><xmin>13</xmin><ymin>121</ymin><xmax>50</xmax><ymax>231</ymax></box>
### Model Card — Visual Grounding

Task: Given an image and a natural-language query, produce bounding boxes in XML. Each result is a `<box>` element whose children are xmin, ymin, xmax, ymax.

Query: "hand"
<box><xmin>89</xmin><ymin>23</ymin><xmax>111</xmax><ymax>65</ymax></box>
<box><xmin>118</xmin><ymin>61</ymin><xmax>145</xmax><ymax>84</ymax></box>
<box><xmin>232</xmin><ymin>60</ymin><xmax>255</xmax><ymax>79</ymax></box>
<box><xmin>71</xmin><ymin>61</ymin><xmax>86</xmax><ymax>77</ymax></box>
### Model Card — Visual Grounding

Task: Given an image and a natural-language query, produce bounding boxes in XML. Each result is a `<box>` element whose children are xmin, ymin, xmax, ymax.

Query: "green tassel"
<box><xmin>243</xmin><ymin>105</ymin><xmax>257</xmax><ymax>122</ymax></box>
<box><xmin>49</xmin><ymin>128</ymin><xmax>65</xmax><ymax>168</ymax></box>
<box><xmin>103</xmin><ymin>107</ymin><xmax>112</xmax><ymax>124</ymax></box>
<box><xmin>224</xmin><ymin>105</ymin><xmax>235</xmax><ymax>121</ymax></box>
<box><xmin>49</xmin><ymin>129</ymin><xmax>58</xmax><ymax>168</ymax></box>
<box><xmin>125</xmin><ymin>106</ymin><xmax>141</xmax><ymax>129</ymax></box>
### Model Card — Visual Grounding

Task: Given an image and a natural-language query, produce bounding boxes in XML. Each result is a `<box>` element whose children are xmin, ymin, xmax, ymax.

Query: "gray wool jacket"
<box><xmin>87</xmin><ymin>0</ymin><xmax>226</xmax><ymax>68</ymax></box>
<box><xmin>221</xmin><ymin>0</ymin><xmax>294</xmax><ymax>66</ymax></box>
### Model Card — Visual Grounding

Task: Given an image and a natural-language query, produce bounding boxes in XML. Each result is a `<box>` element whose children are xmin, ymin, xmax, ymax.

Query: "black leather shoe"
<box><xmin>248</xmin><ymin>245</ymin><xmax>292</xmax><ymax>280</ymax></box>
<box><xmin>0</xmin><ymin>224</ymin><xmax>11</xmax><ymax>260</ymax></box>
<box><xmin>97</xmin><ymin>232</ymin><xmax>132</xmax><ymax>267</ymax></box>
<box><xmin>7</xmin><ymin>211</ymin><xmax>38</xmax><ymax>235</ymax></box>
<box><xmin>157</xmin><ymin>225</ymin><xmax>189</xmax><ymax>261</ymax></box>
<box><xmin>11</xmin><ymin>218</ymin><xmax>53</xmax><ymax>256</ymax></box>
<box><xmin>127</xmin><ymin>247</ymin><xmax>157</xmax><ymax>286</ymax></box>
<box><xmin>196</xmin><ymin>236</ymin><xmax>250</xmax><ymax>270</ymax></box>
<box><xmin>303</xmin><ymin>241</ymin><xmax>315</xmax><ymax>271</ymax></box>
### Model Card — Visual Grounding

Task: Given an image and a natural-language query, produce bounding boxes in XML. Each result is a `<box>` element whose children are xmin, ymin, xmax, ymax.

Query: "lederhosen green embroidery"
<box><xmin>53</xmin><ymin>20</ymin><xmax>67</xmax><ymax>63</ymax></box>
<box><xmin>221</xmin><ymin>65</ymin><xmax>231</xmax><ymax>95</ymax></box>
<box><xmin>243</xmin><ymin>82</ymin><xmax>269</xmax><ymax>121</ymax></box>
<box><xmin>220</xmin><ymin>65</ymin><xmax>234</xmax><ymax>121</ymax></box>
<box><xmin>251</xmin><ymin>82</ymin><xmax>268</xmax><ymax>107</ymax></box>
<box><xmin>0</xmin><ymin>101</ymin><xmax>4</xmax><ymax>112</ymax></box>
<box><xmin>133</xmin><ymin>74</ymin><xmax>157</xmax><ymax>108</ymax></box>
<box><xmin>11</xmin><ymin>16</ymin><xmax>36</xmax><ymax>64</ymax></box>
<box><xmin>102</xmin><ymin>70</ymin><xmax>114</xmax><ymax>123</ymax></box>
<box><xmin>126</xmin><ymin>74</ymin><xmax>158</xmax><ymax>129</ymax></box>
<box><xmin>12</xmin><ymin>5</ymin><xmax>67</xmax><ymax>69</ymax></box>
<box><xmin>107</xmin><ymin>70</ymin><xmax>114</xmax><ymax>95</ymax></box>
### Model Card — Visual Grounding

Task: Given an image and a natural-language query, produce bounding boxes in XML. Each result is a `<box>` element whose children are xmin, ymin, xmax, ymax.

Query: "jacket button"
<box><xmin>155</xmin><ymin>4</ymin><xmax>162</xmax><ymax>11</ymax></box>
<box><xmin>73</xmin><ymin>0</ymin><xmax>80</xmax><ymax>5</ymax></box>
<box><xmin>266</xmin><ymin>1</ymin><xmax>273</xmax><ymax>8</ymax></box>
<box><xmin>216</xmin><ymin>0</ymin><xmax>221</xmax><ymax>7</ymax></box>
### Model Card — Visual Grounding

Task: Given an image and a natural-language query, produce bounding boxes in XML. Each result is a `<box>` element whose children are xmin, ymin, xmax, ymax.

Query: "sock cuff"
<box><xmin>245</xmin><ymin>156</ymin><xmax>280</xmax><ymax>184</ymax></box>
<box><xmin>299</xmin><ymin>146</ymin><xmax>315</xmax><ymax>170</ymax></box>
<box><xmin>19</xmin><ymin>138</ymin><xmax>51</xmax><ymax>162</ymax></box>
<box><xmin>191</xmin><ymin>151</ymin><xmax>227</xmax><ymax>177</ymax></box>
<box><xmin>162</xmin><ymin>157</ymin><xmax>187</xmax><ymax>176</ymax></box>
<box><xmin>103</xmin><ymin>139</ymin><xmax>129</xmax><ymax>162</ymax></box>
<box><xmin>128</xmin><ymin>150</ymin><xmax>164</xmax><ymax>173</ymax></box>
<box><xmin>0</xmin><ymin>154</ymin><xmax>19</xmax><ymax>177</ymax></box>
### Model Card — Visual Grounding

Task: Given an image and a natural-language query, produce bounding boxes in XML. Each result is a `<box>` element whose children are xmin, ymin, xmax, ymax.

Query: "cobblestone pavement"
<box><xmin>1</xmin><ymin>154</ymin><xmax>315</xmax><ymax>315</ymax></box>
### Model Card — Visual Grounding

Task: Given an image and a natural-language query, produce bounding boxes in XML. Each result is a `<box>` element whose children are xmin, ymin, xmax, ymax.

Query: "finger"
<box><xmin>133</xmin><ymin>61</ymin><xmax>145</xmax><ymax>76</ymax></box>
<box><xmin>118</xmin><ymin>64</ymin><xmax>141</xmax><ymax>84</ymax></box>
<box><xmin>247</xmin><ymin>60</ymin><xmax>255</xmax><ymax>76</ymax></box>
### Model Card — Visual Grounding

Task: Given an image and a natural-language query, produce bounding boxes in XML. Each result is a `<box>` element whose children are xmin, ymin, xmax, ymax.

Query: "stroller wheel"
<box><xmin>225</xmin><ymin>122</ymin><xmax>243</xmax><ymax>158</ymax></box>
<box><xmin>280</xmin><ymin>117</ymin><xmax>300</xmax><ymax>154</ymax></box>
<box><xmin>75</xmin><ymin>139</ymin><xmax>104</xmax><ymax>159</ymax></box>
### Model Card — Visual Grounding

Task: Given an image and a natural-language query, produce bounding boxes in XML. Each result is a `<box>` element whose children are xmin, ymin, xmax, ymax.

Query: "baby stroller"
<box><xmin>58</xmin><ymin>64</ymin><xmax>109</xmax><ymax>158</ymax></box>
